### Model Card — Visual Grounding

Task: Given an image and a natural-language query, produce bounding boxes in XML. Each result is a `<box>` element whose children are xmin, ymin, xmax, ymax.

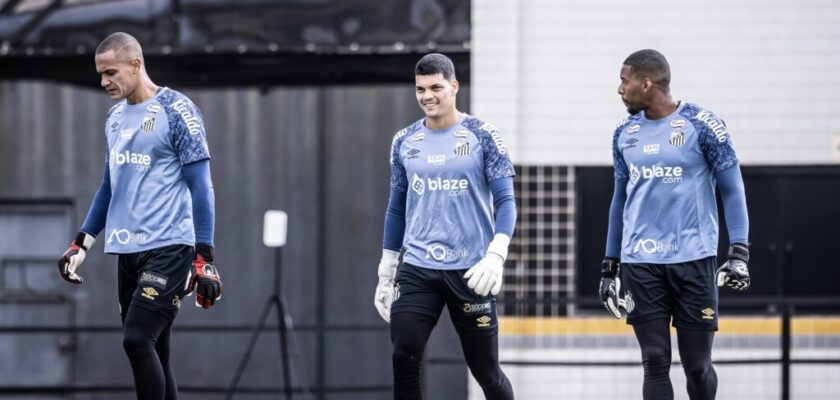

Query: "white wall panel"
<box><xmin>473</xmin><ymin>0</ymin><xmax>840</xmax><ymax>165</ymax></box>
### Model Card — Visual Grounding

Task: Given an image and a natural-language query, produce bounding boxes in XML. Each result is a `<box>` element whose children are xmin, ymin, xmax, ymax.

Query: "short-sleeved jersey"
<box><xmin>390</xmin><ymin>115</ymin><xmax>515</xmax><ymax>270</ymax></box>
<box><xmin>612</xmin><ymin>101</ymin><xmax>738</xmax><ymax>263</ymax></box>
<box><xmin>103</xmin><ymin>87</ymin><xmax>210</xmax><ymax>254</ymax></box>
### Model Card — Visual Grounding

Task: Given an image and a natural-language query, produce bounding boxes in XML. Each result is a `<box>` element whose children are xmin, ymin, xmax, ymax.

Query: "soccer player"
<box><xmin>599</xmin><ymin>49</ymin><xmax>751</xmax><ymax>400</ymax></box>
<box><xmin>373</xmin><ymin>53</ymin><xmax>517</xmax><ymax>400</ymax></box>
<box><xmin>56</xmin><ymin>32</ymin><xmax>222</xmax><ymax>400</ymax></box>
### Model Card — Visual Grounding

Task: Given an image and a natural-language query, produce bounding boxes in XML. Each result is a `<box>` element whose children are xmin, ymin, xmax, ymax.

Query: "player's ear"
<box><xmin>451</xmin><ymin>79</ymin><xmax>459</xmax><ymax>95</ymax></box>
<box><xmin>131</xmin><ymin>57</ymin><xmax>141</xmax><ymax>75</ymax></box>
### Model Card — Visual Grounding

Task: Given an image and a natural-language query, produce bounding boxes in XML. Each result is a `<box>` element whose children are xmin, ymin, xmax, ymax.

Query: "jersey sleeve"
<box><xmin>694</xmin><ymin>109</ymin><xmax>738</xmax><ymax>172</ymax></box>
<box><xmin>612</xmin><ymin>126</ymin><xmax>629</xmax><ymax>180</ymax></box>
<box><xmin>478</xmin><ymin>124</ymin><xmax>515</xmax><ymax>181</ymax></box>
<box><xmin>390</xmin><ymin>130</ymin><xmax>408</xmax><ymax>192</ymax></box>
<box><xmin>166</xmin><ymin>96</ymin><xmax>211</xmax><ymax>165</ymax></box>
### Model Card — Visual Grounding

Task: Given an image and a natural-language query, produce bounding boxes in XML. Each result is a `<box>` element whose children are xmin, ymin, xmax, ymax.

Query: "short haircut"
<box><xmin>415</xmin><ymin>53</ymin><xmax>456</xmax><ymax>80</ymax></box>
<box><xmin>96</xmin><ymin>32</ymin><xmax>143</xmax><ymax>62</ymax></box>
<box><xmin>623</xmin><ymin>49</ymin><xmax>670</xmax><ymax>88</ymax></box>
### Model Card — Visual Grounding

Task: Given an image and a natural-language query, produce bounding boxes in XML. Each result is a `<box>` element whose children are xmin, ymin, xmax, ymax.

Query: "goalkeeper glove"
<box><xmin>58</xmin><ymin>232</ymin><xmax>96</xmax><ymax>284</ymax></box>
<box><xmin>599</xmin><ymin>258</ymin><xmax>623</xmax><ymax>319</ymax></box>
<box><xmin>464</xmin><ymin>234</ymin><xmax>510</xmax><ymax>297</ymax></box>
<box><xmin>717</xmin><ymin>242</ymin><xmax>750</xmax><ymax>291</ymax></box>
<box><xmin>186</xmin><ymin>243</ymin><xmax>223</xmax><ymax>308</ymax></box>
<box><xmin>374</xmin><ymin>249</ymin><xmax>400</xmax><ymax>323</ymax></box>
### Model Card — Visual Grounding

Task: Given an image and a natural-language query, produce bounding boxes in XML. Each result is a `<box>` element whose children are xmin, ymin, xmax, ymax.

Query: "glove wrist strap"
<box><xmin>487</xmin><ymin>233</ymin><xmax>511</xmax><ymax>262</ymax></box>
<box><xmin>728</xmin><ymin>242</ymin><xmax>750</xmax><ymax>263</ymax></box>
<box><xmin>74</xmin><ymin>232</ymin><xmax>96</xmax><ymax>251</ymax></box>
<box><xmin>196</xmin><ymin>243</ymin><xmax>214</xmax><ymax>262</ymax></box>
<box><xmin>601</xmin><ymin>258</ymin><xmax>619</xmax><ymax>278</ymax></box>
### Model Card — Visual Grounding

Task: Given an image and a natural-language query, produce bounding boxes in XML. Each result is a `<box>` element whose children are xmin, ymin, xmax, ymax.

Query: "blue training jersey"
<box><xmin>103</xmin><ymin>87</ymin><xmax>210</xmax><ymax>254</ymax></box>
<box><xmin>390</xmin><ymin>115</ymin><xmax>515</xmax><ymax>270</ymax></box>
<box><xmin>612</xmin><ymin>101</ymin><xmax>738</xmax><ymax>263</ymax></box>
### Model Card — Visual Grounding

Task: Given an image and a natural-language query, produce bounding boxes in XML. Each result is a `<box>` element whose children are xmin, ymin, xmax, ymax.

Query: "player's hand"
<box><xmin>717</xmin><ymin>242</ymin><xmax>750</xmax><ymax>291</ymax></box>
<box><xmin>57</xmin><ymin>232</ymin><xmax>95</xmax><ymax>284</ymax></box>
<box><xmin>599</xmin><ymin>258</ymin><xmax>623</xmax><ymax>318</ymax></box>
<box><xmin>464</xmin><ymin>234</ymin><xmax>511</xmax><ymax>297</ymax></box>
<box><xmin>186</xmin><ymin>243</ymin><xmax>223</xmax><ymax>308</ymax></box>
<box><xmin>374</xmin><ymin>249</ymin><xmax>400</xmax><ymax>323</ymax></box>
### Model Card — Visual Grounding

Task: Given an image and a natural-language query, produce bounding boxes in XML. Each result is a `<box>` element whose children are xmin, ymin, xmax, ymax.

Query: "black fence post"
<box><xmin>781</xmin><ymin>306</ymin><xmax>792</xmax><ymax>400</ymax></box>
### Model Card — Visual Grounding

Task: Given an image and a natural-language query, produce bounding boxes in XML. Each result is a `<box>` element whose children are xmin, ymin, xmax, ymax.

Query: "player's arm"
<box><xmin>58</xmin><ymin>159</ymin><xmax>110</xmax><ymax>284</ymax></box>
<box><xmin>600</xmin><ymin>177</ymin><xmax>628</xmax><ymax>318</ymax></box>
<box><xmin>464</xmin><ymin>177</ymin><xmax>516</xmax><ymax>296</ymax></box>
<box><xmin>182</xmin><ymin>159</ymin><xmax>222</xmax><ymax>308</ymax></box>
<box><xmin>715</xmin><ymin>164</ymin><xmax>751</xmax><ymax>290</ymax></box>
<box><xmin>600</xmin><ymin>127</ymin><xmax>630</xmax><ymax>318</ymax></box>
<box><xmin>374</xmin><ymin>135</ymin><xmax>409</xmax><ymax>323</ymax></box>
<box><xmin>464</xmin><ymin>124</ymin><xmax>517</xmax><ymax>297</ymax></box>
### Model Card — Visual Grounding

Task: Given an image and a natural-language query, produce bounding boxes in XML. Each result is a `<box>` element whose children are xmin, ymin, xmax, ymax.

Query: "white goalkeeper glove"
<box><xmin>464</xmin><ymin>234</ymin><xmax>510</xmax><ymax>297</ymax></box>
<box><xmin>374</xmin><ymin>249</ymin><xmax>400</xmax><ymax>323</ymax></box>
<box><xmin>57</xmin><ymin>232</ymin><xmax>96</xmax><ymax>284</ymax></box>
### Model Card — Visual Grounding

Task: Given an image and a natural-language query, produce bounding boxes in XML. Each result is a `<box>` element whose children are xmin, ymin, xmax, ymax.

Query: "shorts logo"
<box><xmin>702</xmin><ymin>308</ymin><xmax>715</xmax><ymax>320</ymax></box>
<box><xmin>633</xmin><ymin>238</ymin><xmax>679</xmax><ymax>254</ymax></box>
<box><xmin>172</xmin><ymin>295</ymin><xmax>182</xmax><ymax>309</ymax></box>
<box><xmin>454</xmin><ymin>140</ymin><xmax>470</xmax><ymax>156</ymax></box>
<box><xmin>411</xmin><ymin>174</ymin><xmax>425</xmax><ymax>195</ymax></box>
<box><xmin>476</xmin><ymin>315</ymin><xmax>492</xmax><ymax>328</ymax></box>
<box><xmin>141</xmin><ymin>287</ymin><xmax>159</xmax><ymax>300</ymax></box>
<box><xmin>393</xmin><ymin>283</ymin><xmax>401</xmax><ymax>303</ymax></box>
<box><xmin>425</xmin><ymin>244</ymin><xmax>469</xmax><ymax>262</ymax></box>
<box><xmin>463</xmin><ymin>302</ymin><xmax>491</xmax><ymax>315</ymax></box>
<box><xmin>624</xmin><ymin>291</ymin><xmax>635</xmax><ymax>313</ymax></box>
<box><xmin>627</xmin><ymin>124</ymin><xmax>641</xmax><ymax>134</ymax></box>
<box><xmin>669</xmin><ymin>131</ymin><xmax>685</xmax><ymax>147</ymax></box>
<box><xmin>140</xmin><ymin>271</ymin><xmax>168</xmax><ymax>289</ymax></box>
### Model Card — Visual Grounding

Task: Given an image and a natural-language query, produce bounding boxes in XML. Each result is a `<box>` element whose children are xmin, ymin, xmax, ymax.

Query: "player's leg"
<box><xmin>622</xmin><ymin>263</ymin><xmax>675</xmax><ymax>400</ymax></box>
<box><xmin>389</xmin><ymin>263</ymin><xmax>445</xmax><ymax>400</ymax></box>
<box><xmin>443</xmin><ymin>269</ymin><xmax>513</xmax><ymax>400</ymax></box>
<box><xmin>122</xmin><ymin>305</ymin><xmax>172</xmax><ymax>400</ymax></box>
<box><xmin>123</xmin><ymin>245</ymin><xmax>192</xmax><ymax>400</ymax></box>
<box><xmin>676</xmin><ymin>328</ymin><xmax>717</xmax><ymax>399</ymax></box>
<box><xmin>669</xmin><ymin>257</ymin><xmax>719</xmax><ymax>399</ymax></box>
<box><xmin>156</xmin><ymin>323</ymin><xmax>179</xmax><ymax>400</ymax></box>
<box><xmin>633</xmin><ymin>318</ymin><xmax>675</xmax><ymax>400</ymax></box>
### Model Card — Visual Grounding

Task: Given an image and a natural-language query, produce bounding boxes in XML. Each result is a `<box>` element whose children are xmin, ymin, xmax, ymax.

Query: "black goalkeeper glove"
<box><xmin>716</xmin><ymin>243</ymin><xmax>750</xmax><ymax>291</ymax></box>
<box><xmin>599</xmin><ymin>258</ymin><xmax>623</xmax><ymax>318</ymax></box>
<box><xmin>186</xmin><ymin>243</ymin><xmax>223</xmax><ymax>309</ymax></box>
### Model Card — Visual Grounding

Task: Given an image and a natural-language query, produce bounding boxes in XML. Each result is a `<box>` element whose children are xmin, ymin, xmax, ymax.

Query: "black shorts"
<box><xmin>620</xmin><ymin>256</ymin><xmax>719</xmax><ymax>331</ymax></box>
<box><xmin>391</xmin><ymin>263</ymin><xmax>499</xmax><ymax>337</ymax></box>
<box><xmin>118</xmin><ymin>244</ymin><xmax>193</xmax><ymax>322</ymax></box>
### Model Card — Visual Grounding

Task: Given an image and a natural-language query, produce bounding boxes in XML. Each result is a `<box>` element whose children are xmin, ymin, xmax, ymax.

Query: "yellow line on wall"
<box><xmin>498</xmin><ymin>317</ymin><xmax>840</xmax><ymax>336</ymax></box>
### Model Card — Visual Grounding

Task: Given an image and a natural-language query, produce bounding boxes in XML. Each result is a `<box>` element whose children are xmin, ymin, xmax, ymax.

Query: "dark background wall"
<box><xmin>0</xmin><ymin>81</ymin><xmax>472</xmax><ymax>399</ymax></box>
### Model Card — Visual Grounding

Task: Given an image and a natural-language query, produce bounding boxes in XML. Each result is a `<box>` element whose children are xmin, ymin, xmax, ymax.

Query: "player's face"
<box><xmin>95</xmin><ymin>50</ymin><xmax>139</xmax><ymax>100</ymax></box>
<box><xmin>415</xmin><ymin>73</ymin><xmax>458</xmax><ymax>119</ymax></box>
<box><xmin>618</xmin><ymin>65</ymin><xmax>645</xmax><ymax>115</ymax></box>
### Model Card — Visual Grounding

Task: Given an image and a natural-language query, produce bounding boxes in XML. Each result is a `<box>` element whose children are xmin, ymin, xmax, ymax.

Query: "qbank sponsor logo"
<box><xmin>633</xmin><ymin>238</ymin><xmax>679</xmax><ymax>254</ymax></box>
<box><xmin>107</xmin><ymin>229</ymin><xmax>149</xmax><ymax>246</ymax></box>
<box><xmin>171</xmin><ymin>99</ymin><xmax>202</xmax><ymax>135</ymax></box>
<box><xmin>110</xmin><ymin>150</ymin><xmax>152</xmax><ymax>172</ymax></box>
<box><xmin>425</xmin><ymin>243</ymin><xmax>469</xmax><ymax>262</ymax></box>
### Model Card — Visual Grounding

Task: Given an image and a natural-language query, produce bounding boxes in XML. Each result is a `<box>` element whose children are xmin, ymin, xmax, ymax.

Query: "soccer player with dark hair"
<box><xmin>373</xmin><ymin>53</ymin><xmax>517</xmax><ymax>399</ymax></box>
<box><xmin>599</xmin><ymin>49</ymin><xmax>751</xmax><ymax>399</ymax></box>
<box><xmin>57</xmin><ymin>32</ymin><xmax>222</xmax><ymax>400</ymax></box>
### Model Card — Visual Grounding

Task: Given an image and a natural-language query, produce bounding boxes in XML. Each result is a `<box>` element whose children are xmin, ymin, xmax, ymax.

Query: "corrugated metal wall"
<box><xmin>0</xmin><ymin>81</ymin><xmax>472</xmax><ymax>399</ymax></box>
